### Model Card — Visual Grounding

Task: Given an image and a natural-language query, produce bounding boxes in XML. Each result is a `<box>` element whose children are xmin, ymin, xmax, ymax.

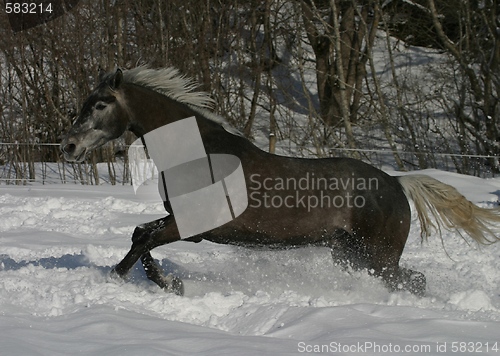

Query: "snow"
<box><xmin>1</xmin><ymin>169</ymin><xmax>500</xmax><ymax>355</ymax></box>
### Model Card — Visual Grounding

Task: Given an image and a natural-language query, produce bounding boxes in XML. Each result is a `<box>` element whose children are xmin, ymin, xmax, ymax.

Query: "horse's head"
<box><xmin>61</xmin><ymin>69</ymin><xmax>130</xmax><ymax>162</ymax></box>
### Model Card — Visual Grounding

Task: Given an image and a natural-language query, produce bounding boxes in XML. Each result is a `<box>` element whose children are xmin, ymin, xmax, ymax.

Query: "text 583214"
<box><xmin>5</xmin><ymin>3</ymin><xmax>53</xmax><ymax>14</ymax></box>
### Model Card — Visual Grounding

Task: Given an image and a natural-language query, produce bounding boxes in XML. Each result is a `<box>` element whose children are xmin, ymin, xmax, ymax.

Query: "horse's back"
<box><xmin>206</xmin><ymin>155</ymin><xmax>411</xmax><ymax>250</ymax></box>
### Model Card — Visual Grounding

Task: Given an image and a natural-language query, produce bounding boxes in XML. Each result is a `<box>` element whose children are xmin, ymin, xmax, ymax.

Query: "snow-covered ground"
<box><xmin>1</xmin><ymin>169</ymin><xmax>499</xmax><ymax>355</ymax></box>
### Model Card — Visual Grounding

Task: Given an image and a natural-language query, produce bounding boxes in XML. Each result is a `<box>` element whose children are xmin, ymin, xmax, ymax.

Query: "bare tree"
<box><xmin>300</xmin><ymin>0</ymin><xmax>378</xmax><ymax>152</ymax></box>
<box><xmin>428</xmin><ymin>0</ymin><xmax>500</xmax><ymax>170</ymax></box>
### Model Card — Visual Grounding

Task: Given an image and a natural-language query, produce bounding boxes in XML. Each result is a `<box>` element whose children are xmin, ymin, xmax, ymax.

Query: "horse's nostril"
<box><xmin>63</xmin><ymin>143</ymin><xmax>76</xmax><ymax>155</ymax></box>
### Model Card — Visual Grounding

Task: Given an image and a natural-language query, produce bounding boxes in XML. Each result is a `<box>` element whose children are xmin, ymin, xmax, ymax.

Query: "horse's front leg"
<box><xmin>111</xmin><ymin>215</ymin><xmax>183</xmax><ymax>294</ymax></box>
<box><xmin>141</xmin><ymin>252</ymin><xmax>184</xmax><ymax>295</ymax></box>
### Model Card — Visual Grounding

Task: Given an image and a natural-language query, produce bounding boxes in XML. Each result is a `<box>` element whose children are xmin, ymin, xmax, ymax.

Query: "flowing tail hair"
<box><xmin>397</xmin><ymin>175</ymin><xmax>500</xmax><ymax>244</ymax></box>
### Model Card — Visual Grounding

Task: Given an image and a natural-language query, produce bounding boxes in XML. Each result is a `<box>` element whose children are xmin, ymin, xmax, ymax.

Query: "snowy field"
<box><xmin>1</xmin><ymin>169</ymin><xmax>499</xmax><ymax>355</ymax></box>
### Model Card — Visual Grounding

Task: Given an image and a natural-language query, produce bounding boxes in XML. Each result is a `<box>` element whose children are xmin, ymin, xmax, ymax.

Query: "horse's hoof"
<box><xmin>163</xmin><ymin>273</ymin><xmax>184</xmax><ymax>296</ymax></box>
<box><xmin>396</xmin><ymin>269</ymin><xmax>426</xmax><ymax>297</ymax></box>
<box><xmin>109</xmin><ymin>267</ymin><xmax>127</xmax><ymax>281</ymax></box>
<box><xmin>406</xmin><ymin>271</ymin><xmax>426</xmax><ymax>297</ymax></box>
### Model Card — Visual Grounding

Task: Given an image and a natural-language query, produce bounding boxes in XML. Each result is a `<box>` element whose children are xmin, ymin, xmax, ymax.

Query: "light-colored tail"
<box><xmin>397</xmin><ymin>174</ymin><xmax>500</xmax><ymax>244</ymax></box>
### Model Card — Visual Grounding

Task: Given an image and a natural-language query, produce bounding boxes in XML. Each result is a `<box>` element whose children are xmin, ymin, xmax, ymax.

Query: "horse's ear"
<box><xmin>98</xmin><ymin>66</ymin><xmax>107</xmax><ymax>82</ymax></box>
<box><xmin>109</xmin><ymin>68</ymin><xmax>123</xmax><ymax>90</ymax></box>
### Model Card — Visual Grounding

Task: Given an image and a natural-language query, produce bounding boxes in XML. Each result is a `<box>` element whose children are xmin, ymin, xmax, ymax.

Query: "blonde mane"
<box><xmin>121</xmin><ymin>66</ymin><xmax>241</xmax><ymax>135</ymax></box>
<box><xmin>122</xmin><ymin>66</ymin><xmax>214</xmax><ymax>108</ymax></box>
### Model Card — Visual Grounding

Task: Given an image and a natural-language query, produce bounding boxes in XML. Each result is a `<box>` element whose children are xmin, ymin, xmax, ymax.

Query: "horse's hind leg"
<box><xmin>328</xmin><ymin>229</ymin><xmax>371</xmax><ymax>272</ymax></box>
<box><xmin>111</xmin><ymin>215</ymin><xmax>183</xmax><ymax>294</ymax></box>
<box><xmin>328</xmin><ymin>230</ymin><xmax>426</xmax><ymax>296</ymax></box>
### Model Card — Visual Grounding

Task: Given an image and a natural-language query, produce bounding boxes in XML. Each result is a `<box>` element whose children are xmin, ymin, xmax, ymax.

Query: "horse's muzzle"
<box><xmin>60</xmin><ymin>138</ymin><xmax>86</xmax><ymax>162</ymax></box>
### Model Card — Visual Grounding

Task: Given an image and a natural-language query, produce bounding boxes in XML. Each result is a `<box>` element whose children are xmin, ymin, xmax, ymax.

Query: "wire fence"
<box><xmin>0</xmin><ymin>142</ymin><xmax>498</xmax><ymax>185</ymax></box>
<box><xmin>327</xmin><ymin>146</ymin><xmax>499</xmax><ymax>177</ymax></box>
<box><xmin>0</xmin><ymin>142</ymin><xmax>131</xmax><ymax>185</ymax></box>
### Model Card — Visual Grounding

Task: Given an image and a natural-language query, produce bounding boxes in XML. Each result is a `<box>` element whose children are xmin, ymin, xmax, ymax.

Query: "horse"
<box><xmin>60</xmin><ymin>66</ymin><xmax>500</xmax><ymax>297</ymax></box>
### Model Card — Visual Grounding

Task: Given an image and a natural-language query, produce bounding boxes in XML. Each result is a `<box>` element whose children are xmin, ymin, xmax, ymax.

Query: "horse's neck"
<box><xmin>124</xmin><ymin>84</ymin><xmax>195</xmax><ymax>137</ymax></box>
<box><xmin>123</xmin><ymin>83</ymin><xmax>260</xmax><ymax>157</ymax></box>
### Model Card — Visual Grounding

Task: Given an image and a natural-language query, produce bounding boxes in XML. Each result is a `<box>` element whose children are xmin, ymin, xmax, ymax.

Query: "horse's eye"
<box><xmin>95</xmin><ymin>103</ymin><xmax>107</xmax><ymax>111</ymax></box>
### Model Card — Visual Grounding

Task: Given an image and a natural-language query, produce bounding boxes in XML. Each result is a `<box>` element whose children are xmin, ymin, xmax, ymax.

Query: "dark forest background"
<box><xmin>1</xmin><ymin>0</ymin><xmax>499</xmax><ymax>183</ymax></box>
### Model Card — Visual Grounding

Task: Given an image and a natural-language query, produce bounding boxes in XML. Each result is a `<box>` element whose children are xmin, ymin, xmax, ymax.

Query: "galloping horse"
<box><xmin>61</xmin><ymin>67</ymin><xmax>500</xmax><ymax>296</ymax></box>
